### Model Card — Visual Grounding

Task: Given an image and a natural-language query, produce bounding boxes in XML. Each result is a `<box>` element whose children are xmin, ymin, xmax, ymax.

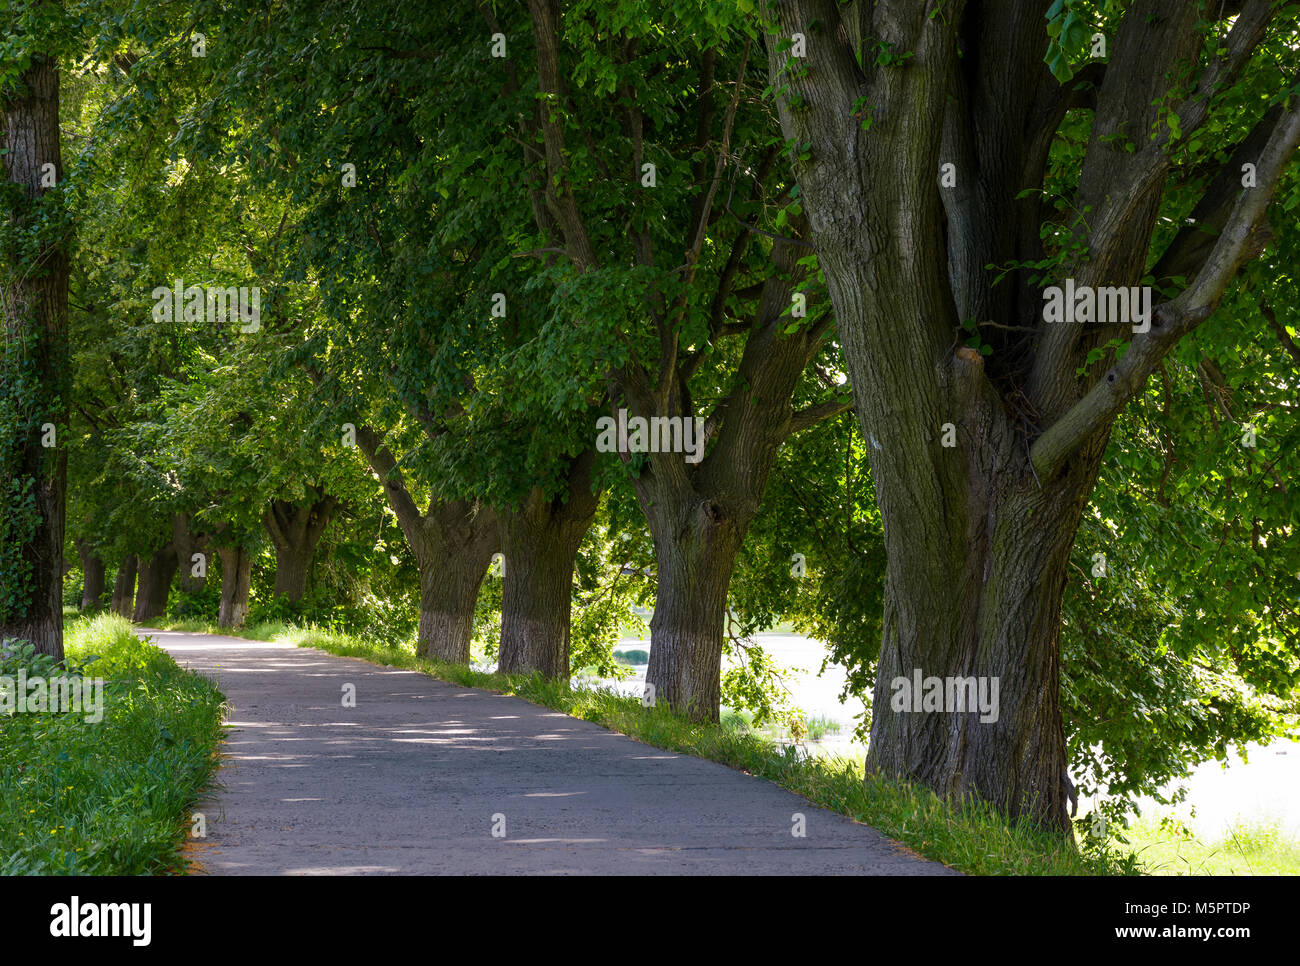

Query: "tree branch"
<box><xmin>526</xmin><ymin>0</ymin><xmax>598</xmax><ymax>270</ymax></box>
<box><xmin>1030</xmin><ymin>98</ymin><xmax>1300</xmax><ymax>481</ymax></box>
<box><xmin>352</xmin><ymin>424</ymin><xmax>427</xmax><ymax>542</ymax></box>
<box><xmin>784</xmin><ymin>397</ymin><xmax>853</xmax><ymax>437</ymax></box>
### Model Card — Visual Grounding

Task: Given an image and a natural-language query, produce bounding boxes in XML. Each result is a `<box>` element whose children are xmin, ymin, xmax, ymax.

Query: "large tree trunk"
<box><xmin>263</xmin><ymin>493</ymin><xmax>337</xmax><ymax>603</ymax></box>
<box><xmin>76</xmin><ymin>539</ymin><xmax>106</xmax><ymax>611</ymax></box>
<box><xmin>496</xmin><ymin>451</ymin><xmax>599</xmax><ymax>679</ymax></box>
<box><xmin>132</xmin><ymin>546</ymin><xmax>178</xmax><ymax>622</ymax></box>
<box><xmin>642</xmin><ymin>501</ymin><xmax>743</xmax><ymax>723</ymax></box>
<box><xmin>216</xmin><ymin>546</ymin><xmax>252</xmax><ymax>628</ymax></box>
<box><xmin>110</xmin><ymin>555</ymin><xmax>137</xmax><ymax>617</ymax></box>
<box><xmin>858</xmin><ymin>385</ymin><xmax>1106</xmax><ymax>831</ymax></box>
<box><xmin>352</xmin><ymin>426</ymin><xmax>499</xmax><ymax>664</ymax></box>
<box><xmin>793</xmin><ymin>186</ymin><xmax>1084</xmax><ymax>831</ymax></box>
<box><xmin>414</xmin><ymin>503</ymin><xmax>497</xmax><ymax>664</ymax></box>
<box><xmin>172</xmin><ymin>513</ymin><xmax>209</xmax><ymax>594</ymax></box>
<box><xmin>0</xmin><ymin>54</ymin><xmax>69</xmax><ymax>660</ymax></box>
<box><xmin>629</xmin><ymin>233</ymin><xmax>836</xmax><ymax>723</ymax></box>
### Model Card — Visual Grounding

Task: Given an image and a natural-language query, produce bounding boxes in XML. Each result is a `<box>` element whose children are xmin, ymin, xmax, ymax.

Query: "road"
<box><xmin>144</xmin><ymin>628</ymin><xmax>957</xmax><ymax>876</ymax></box>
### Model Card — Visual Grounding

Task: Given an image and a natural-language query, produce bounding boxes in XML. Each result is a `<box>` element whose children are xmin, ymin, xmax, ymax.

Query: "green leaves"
<box><xmin>1044</xmin><ymin>0</ymin><xmax>1092</xmax><ymax>84</ymax></box>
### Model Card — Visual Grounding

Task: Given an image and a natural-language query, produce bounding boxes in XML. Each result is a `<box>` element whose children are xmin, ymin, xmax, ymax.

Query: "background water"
<box><xmin>601</xmin><ymin>631</ymin><xmax>1299</xmax><ymax>839</ymax></box>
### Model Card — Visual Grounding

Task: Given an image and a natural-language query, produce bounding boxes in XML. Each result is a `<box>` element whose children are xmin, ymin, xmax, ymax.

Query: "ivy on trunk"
<box><xmin>0</xmin><ymin>53</ymin><xmax>70</xmax><ymax>659</ymax></box>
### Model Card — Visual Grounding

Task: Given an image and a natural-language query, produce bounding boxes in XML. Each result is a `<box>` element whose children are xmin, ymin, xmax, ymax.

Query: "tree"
<box><xmin>0</xmin><ymin>3</ymin><xmax>72</xmax><ymax>659</ymax></box>
<box><xmin>351</xmin><ymin>423</ymin><xmax>500</xmax><ymax>663</ymax></box>
<box><xmin>108</xmin><ymin>552</ymin><xmax>135</xmax><ymax>616</ymax></box>
<box><xmin>263</xmin><ymin>490</ymin><xmax>338</xmax><ymax>603</ymax></box>
<box><xmin>73</xmin><ymin>536</ymin><xmax>105</xmax><ymax>608</ymax></box>
<box><xmin>439</xmin><ymin>0</ymin><xmax>851</xmax><ymax>718</ymax></box>
<box><xmin>762</xmin><ymin>0</ymin><xmax>1300</xmax><ymax>829</ymax></box>
<box><xmin>176</xmin><ymin>0</ymin><xmax>610</xmax><ymax>673</ymax></box>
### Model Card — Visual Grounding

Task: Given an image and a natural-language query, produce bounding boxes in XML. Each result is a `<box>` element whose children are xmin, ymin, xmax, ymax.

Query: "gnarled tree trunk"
<box><xmin>111</xmin><ymin>555</ymin><xmax>137</xmax><ymax>617</ymax></box>
<box><xmin>354</xmin><ymin>426</ymin><xmax>499</xmax><ymax>663</ymax></box>
<box><xmin>216</xmin><ymin>546</ymin><xmax>252</xmax><ymax>628</ymax></box>
<box><xmin>263</xmin><ymin>492</ymin><xmax>337</xmax><ymax>603</ymax></box>
<box><xmin>0</xmin><ymin>54</ymin><xmax>69</xmax><ymax>659</ymax></box>
<box><xmin>173</xmin><ymin>513</ymin><xmax>209</xmax><ymax>594</ymax></box>
<box><xmin>496</xmin><ymin>450</ymin><xmax>599</xmax><ymax>679</ymax></box>
<box><xmin>132</xmin><ymin>546</ymin><xmax>178</xmax><ymax>622</ymax></box>
<box><xmin>76</xmin><ymin>539</ymin><xmax>106</xmax><ymax>611</ymax></box>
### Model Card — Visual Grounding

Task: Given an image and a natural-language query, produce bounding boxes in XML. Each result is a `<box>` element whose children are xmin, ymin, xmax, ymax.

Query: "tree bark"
<box><xmin>353</xmin><ymin>426</ymin><xmax>499</xmax><ymax>663</ymax></box>
<box><xmin>642</xmin><ymin>499</ymin><xmax>743</xmax><ymax>723</ymax></box>
<box><xmin>76</xmin><ymin>539</ymin><xmax>106</xmax><ymax>611</ymax></box>
<box><xmin>763</xmin><ymin>0</ymin><xmax>1296</xmax><ymax>831</ymax></box>
<box><xmin>0</xmin><ymin>54</ymin><xmax>70</xmax><ymax>659</ymax></box>
<box><xmin>216</xmin><ymin>546</ymin><xmax>252</xmax><ymax>628</ymax></box>
<box><xmin>625</xmin><ymin>233</ymin><xmax>841</xmax><ymax>722</ymax></box>
<box><xmin>132</xmin><ymin>546</ymin><xmax>178</xmax><ymax>622</ymax></box>
<box><xmin>263</xmin><ymin>492</ymin><xmax>337</xmax><ymax>603</ymax></box>
<box><xmin>172</xmin><ymin>513</ymin><xmax>209</xmax><ymax>594</ymax></box>
<box><xmin>496</xmin><ymin>450</ymin><xmax>599</xmax><ymax>679</ymax></box>
<box><xmin>415</xmin><ymin>505</ymin><xmax>497</xmax><ymax>664</ymax></box>
<box><xmin>110</xmin><ymin>555</ymin><xmax>137</xmax><ymax>617</ymax></box>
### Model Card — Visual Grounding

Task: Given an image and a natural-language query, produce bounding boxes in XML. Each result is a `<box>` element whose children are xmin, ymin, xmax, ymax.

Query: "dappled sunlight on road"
<box><xmin>144</xmin><ymin>628</ymin><xmax>955</xmax><ymax>875</ymax></box>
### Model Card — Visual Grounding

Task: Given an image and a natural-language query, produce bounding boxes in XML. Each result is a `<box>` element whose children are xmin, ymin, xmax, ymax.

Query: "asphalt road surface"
<box><xmin>144</xmin><ymin>628</ymin><xmax>958</xmax><ymax>876</ymax></box>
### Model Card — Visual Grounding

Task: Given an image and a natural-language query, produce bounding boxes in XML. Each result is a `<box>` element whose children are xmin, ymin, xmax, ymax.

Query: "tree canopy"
<box><xmin>2</xmin><ymin>0</ymin><xmax>1297</xmax><ymax>834</ymax></box>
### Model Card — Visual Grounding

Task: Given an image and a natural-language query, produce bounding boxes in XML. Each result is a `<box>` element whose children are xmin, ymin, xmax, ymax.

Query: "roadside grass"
<box><xmin>149</xmin><ymin>616</ymin><xmax>292</xmax><ymax>642</ymax></box>
<box><xmin>203</xmin><ymin>619</ymin><xmax>1138</xmax><ymax>875</ymax></box>
<box><xmin>1122</xmin><ymin>815</ymin><xmax>1300</xmax><ymax>875</ymax></box>
<box><xmin>0</xmin><ymin>614</ymin><xmax>226</xmax><ymax>874</ymax></box>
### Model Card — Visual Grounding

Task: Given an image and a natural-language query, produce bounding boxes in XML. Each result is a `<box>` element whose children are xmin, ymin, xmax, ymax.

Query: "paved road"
<box><xmin>143</xmin><ymin>628</ymin><xmax>957</xmax><ymax>876</ymax></box>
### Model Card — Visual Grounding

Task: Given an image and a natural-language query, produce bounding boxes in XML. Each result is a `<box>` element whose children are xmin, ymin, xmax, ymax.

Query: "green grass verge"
<box><xmin>185</xmin><ymin>619</ymin><xmax>1142</xmax><ymax>875</ymax></box>
<box><xmin>1123</xmin><ymin>815</ymin><xmax>1300</xmax><ymax>875</ymax></box>
<box><xmin>0</xmin><ymin>614</ymin><xmax>226</xmax><ymax>874</ymax></box>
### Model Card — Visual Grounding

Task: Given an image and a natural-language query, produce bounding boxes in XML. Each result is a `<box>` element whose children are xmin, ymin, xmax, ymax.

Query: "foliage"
<box><xmin>9</xmin><ymin>0</ymin><xmax>1297</xmax><ymax>835</ymax></box>
<box><xmin>0</xmin><ymin>613</ymin><xmax>225</xmax><ymax>874</ymax></box>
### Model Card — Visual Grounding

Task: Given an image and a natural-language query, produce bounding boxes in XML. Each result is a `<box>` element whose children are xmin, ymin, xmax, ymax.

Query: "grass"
<box><xmin>804</xmin><ymin>714</ymin><xmax>843</xmax><ymax>742</ymax></box>
<box><xmin>0</xmin><ymin>613</ymin><xmax>226</xmax><ymax>874</ymax></box>
<box><xmin>190</xmin><ymin>618</ymin><xmax>1140</xmax><ymax>875</ymax></box>
<box><xmin>1122</xmin><ymin>814</ymin><xmax>1300</xmax><ymax>875</ymax></box>
<box><xmin>149</xmin><ymin>615</ymin><xmax>292</xmax><ymax>642</ymax></box>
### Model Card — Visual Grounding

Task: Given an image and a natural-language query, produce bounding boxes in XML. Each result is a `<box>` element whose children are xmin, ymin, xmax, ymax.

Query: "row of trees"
<box><xmin>3</xmin><ymin>0</ymin><xmax>1298</xmax><ymax>832</ymax></box>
